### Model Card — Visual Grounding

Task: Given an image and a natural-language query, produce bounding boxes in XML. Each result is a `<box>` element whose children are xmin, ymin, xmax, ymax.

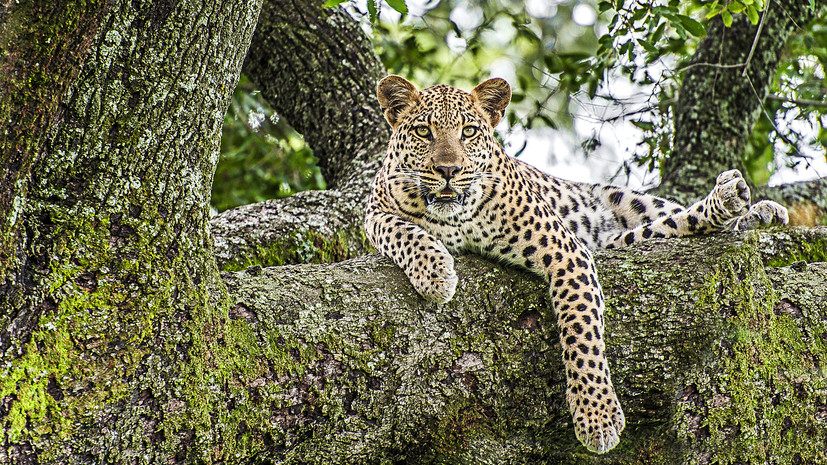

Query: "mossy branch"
<box><xmin>215</xmin><ymin>227</ymin><xmax>827</xmax><ymax>464</ymax></box>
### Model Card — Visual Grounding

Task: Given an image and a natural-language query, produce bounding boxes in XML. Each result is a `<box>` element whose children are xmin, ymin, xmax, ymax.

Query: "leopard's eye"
<box><xmin>414</xmin><ymin>126</ymin><xmax>431</xmax><ymax>138</ymax></box>
<box><xmin>462</xmin><ymin>126</ymin><xmax>478</xmax><ymax>138</ymax></box>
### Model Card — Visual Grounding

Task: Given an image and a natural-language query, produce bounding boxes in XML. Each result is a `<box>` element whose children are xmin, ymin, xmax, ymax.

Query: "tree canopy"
<box><xmin>214</xmin><ymin>0</ymin><xmax>827</xmax><ymax>211</ymax></box>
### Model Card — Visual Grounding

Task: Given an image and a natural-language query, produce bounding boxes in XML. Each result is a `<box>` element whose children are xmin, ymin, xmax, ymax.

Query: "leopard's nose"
<box><xmin>435</xmin><ymin>165</ymin><xmax>461</xmax><ymax>179</ymax></box>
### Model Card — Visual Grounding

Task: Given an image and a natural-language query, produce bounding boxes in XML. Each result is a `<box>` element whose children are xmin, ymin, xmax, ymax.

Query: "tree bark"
<box><xmin>758</xmin><ymin>178</ymin><xmax>827</xmax><ymax>226</ymax></box>
<box><xmin>0</xmin><ymin>0</ymin><xmax>262</xmax><ymax>462</ymax></box>
<box><xmin>0</xmin><ymin>1</ymin><xmax>110</xmax><ymax>335</ymax></box>
<box><xmin>658</xmin><ymin>0</ymin><xmax>821</xmax><ymax>204</ymax></box>
<box><xmin>216</xmin><ymin>227</ymin><xmax>827</xmax><ymax>464</ymax></box>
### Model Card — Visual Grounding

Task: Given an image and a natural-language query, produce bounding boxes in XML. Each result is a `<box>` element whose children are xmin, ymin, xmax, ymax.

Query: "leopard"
<box><xmin>364</xmin><ymin>75</ymin><xmax>788</xmax><ymax>454</ymax></box>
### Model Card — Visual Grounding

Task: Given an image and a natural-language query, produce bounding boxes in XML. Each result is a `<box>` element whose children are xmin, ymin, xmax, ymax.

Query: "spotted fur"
<box><xmin>365</xmin><ymin>76</ymin><xmax>788</xmax><ymax>454</ymax></box>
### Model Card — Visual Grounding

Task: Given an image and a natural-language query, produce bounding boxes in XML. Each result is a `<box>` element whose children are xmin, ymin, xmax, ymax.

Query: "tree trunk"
<box><xmin>0</xmin><ymin>0</ymin><xmax>262</xmax><ymax>462</ymax></box>
<box><xmin>220</xmin><ymin>227</ymin><xmax>827</xmax><ymax>464</ymax></box>
<box><xmin>658</xmin><ymin>0</ymin><xmax>820</xmax><ymax>203</ymax></box>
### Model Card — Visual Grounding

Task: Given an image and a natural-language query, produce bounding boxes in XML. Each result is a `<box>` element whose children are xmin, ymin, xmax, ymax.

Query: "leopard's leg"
<box><xmin>498</xmin><ymin>219</ymin><xmax>625</xmax><ymax>453</ymax></box>
<box><xmin>365</xmin><ymin>210</ymin><xmax>457</xmax><ymax>303</ymax></box>
<box><xmin>603</xmin><ymin>169</ymin><xmax>788</xmax><ymax>249</ymax></box>
<box><xmin>548</xmin><ymin>240</ymin><xmax>624</xmax><ymax>453</ymax></box>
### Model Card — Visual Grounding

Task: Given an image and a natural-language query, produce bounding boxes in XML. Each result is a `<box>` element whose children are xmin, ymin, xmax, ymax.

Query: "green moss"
<box><xmin>0</xmin><ymin>1</ymin><xmax>107</xmax><ymax>278</ymax></box>
<box><xmin>1</xmin><ymin>213</ymin><xmax>145</xmax><ymax>450</ymax></box>
<box><xmin>670</xmin><ymin>236</ymin><xmax>827</xmax><ymax>464</ymax></box>
<box><xmin>765</xmin><ymin>235</ymin><xmax>827</xmax><ymax>267</ymax></box>
<box><xmin>367</xmin><ymin>320</ymin><xmax>396</xmax><ymax>350</ymax></box>
<box><xmin>222</xmin><ymin>228</ymin><xmax>374</xmax><ymax>272</ymax></box>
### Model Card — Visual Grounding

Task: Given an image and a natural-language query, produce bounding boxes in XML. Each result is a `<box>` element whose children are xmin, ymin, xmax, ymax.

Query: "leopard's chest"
<box><xmin>412</xmin><ymin>214</ymin><xmax>494</xmax><ymax>254</ymax></box>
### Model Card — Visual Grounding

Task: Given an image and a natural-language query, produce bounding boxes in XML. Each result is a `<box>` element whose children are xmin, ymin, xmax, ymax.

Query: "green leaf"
<box><xmin>639</xmin><ymin>40</ymin><xmax>659</xmax><ymax>54</ymax></box>
<box><xmin>386</xmin><ymin>0</ymin><xmax>407</xmax><ymax>15</ymax></box>
<box><xmin>652</xmin><ymin>22</ymin><xmax>667</xmax><ymax>43</ymax></box>
<box><xmin>598</xmin><ymin>34</ymin><xmax>613</xmax><ymax>46</ymax></box>
<box><xmin>516</xmin><ymin>25</ymin><xmax>541</xmax><ymax>44</ymax></box>
<box><xmin>598</xmin><ymin>1</ymin><xmax>613</xmax><ymax>13</ymax></box>
<box><xmin>677</xmin><ymin>14</ymin><xmax>706</xmax><ymax>38</ymax></box>
<box><xmin>722</xmin><ymin>9</ymin><xmax>733</xmax><ymax>27</ymax></box>
<box><xmin>746</xmin><ymin>5</ymin><xmax>759</xmax><ymax>24</ymax></box>
<box><xmin>538</xmin><ymin>113</ymin><xmax>557</xmax><ymax>129</ymax></box>
<box><xmin>632</xmin><ymin>7</ymin><xmax>648</xmax><ymax>21</ymax></box>
<box><xmin>587</xmin><ymin>76</ymin><xmax>599</xmax><ymax>99</ymax></box>
<box><xmin>367</xmin><ymin>0</ymin><xmax>378</xmax><ymax>23</ymax></box>
<box><xmin>557</xmin><ymin>52</ymin><xmax>592</xmax><ymax>62</ymax></box>
<box><xmin>322</xmin><ymin>0</ymin><xmax>348</xmax><ymax>7</ymax></box>
<box><xmin>544</xmin><ymin>54</ymin><xmax>564</xmax><ymax>73</ymax></box>
<box><xmin>631</xmin><ymin>120</ymin><xmax>654</xmax><ymax>131</ymax></box>
<box><xmin>727</xmin><ymin>1</ymin><xmax>746</xmax><ymax>13</ymax></box>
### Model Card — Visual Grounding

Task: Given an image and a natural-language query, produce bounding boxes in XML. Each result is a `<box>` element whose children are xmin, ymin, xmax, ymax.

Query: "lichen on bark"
<box><xmin>210</xmin><ymin>228</ymin><xmax>827</xmax><ymax>464</ymax></box>
<box><xmin>1</xmin><ymin>0</ymin><xmax>264</xmax><ymax>462</ymax></box>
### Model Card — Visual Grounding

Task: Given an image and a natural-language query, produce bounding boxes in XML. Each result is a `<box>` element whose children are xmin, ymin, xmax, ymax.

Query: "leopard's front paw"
<box><xmin>729</xmin><ymin>200</ymin><xmax>789</xmax><ymax>231</ymax></box>
<box><xmin>569</xmin><ymin>383</ymin><xmax>625</xmax><ymax>454</ymax></box>
<box><xmin>712</xmin><ymin>169</ymin><xmax>751</xmax><ymax>216</ymax></box>
<box><xmin>405</xmin><ymin>250</ymin><xmax>458</xmax><ymax>304</ymax></box>
<box><xmin>413</xmin><ymin>270</ymin><xmax>458</xmax><ymax>304</ymax></box>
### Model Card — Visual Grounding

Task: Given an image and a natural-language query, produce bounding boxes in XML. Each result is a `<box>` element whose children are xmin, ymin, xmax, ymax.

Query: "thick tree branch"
<box><xmin>212</xmin><ymin>0</ymin><xmax>390</xmax><ymax>269</ymax></box>
<box><xmin>211</xmin><ymin>189</ymin><xmax>372</xmax><ymax>270</ymax></box>
<box><xmin>242</xmin><ymin>0</ymin><xmax>389</xmax><ymax>189</ymax></box>
<box><xmin>216</xmin><ymin>227</ymin><xmax>827</xmax><ymax>463</ymax></box>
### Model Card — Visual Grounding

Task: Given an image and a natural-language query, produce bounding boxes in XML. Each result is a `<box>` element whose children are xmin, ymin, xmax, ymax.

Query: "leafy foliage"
<box><xmin>606</xmin><ymin>0</ymin><xmax>827</xmax><ymax>184</ymax></box>
<box><xmin>212</xmin><ymin>77</ymin><xmax>325</xmax><ymax>212</ymax></box>
<box><xmin>366</xmin><ymin>0</ymin><xmax>826</xmax><ymax>184</ymax></box>
<box><xmin>371</xmin><ymin>0</ymin><xmax>603</xmax><ymax>137</ymax></box>
<box><xmin>746</xmin><ymin>13</ymin><xmax>827</xmax><ymax>182</ymax></box>
<box><xmin>213</xmin><ymin>1</ymin><xmax>824</xmax><ymax>209</ymax></box>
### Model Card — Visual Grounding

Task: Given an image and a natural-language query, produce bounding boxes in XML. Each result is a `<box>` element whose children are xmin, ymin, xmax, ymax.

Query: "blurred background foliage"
<box><xmin>211</xmin><ymin>0</ymin><xmax>825</xmax><ymax>211</ymax></box>
<box><xmin>212</xmin><ymin>77</ymin><xmax>324</xmax><ymax>212</ymax></box>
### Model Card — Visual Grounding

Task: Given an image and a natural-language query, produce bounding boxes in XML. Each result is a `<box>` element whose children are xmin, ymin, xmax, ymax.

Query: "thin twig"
<box><xmin>676</xmin><ymin>62</ymin><xmax>747</xmax><ymax>73</ymax></box>
<box><xmin>766</xmin><ymin>95</ymin><xmax>827</xmax><ymax>108</ymax></box>
<box><xmin>742</xmin><ymin>2</ymin><xmax>770</xmax><ymax>77</ymax></box>
<box><xmin>772</xmin><ymin>0</ymin><xmax>802</xmax><ymax>31</ymax></box>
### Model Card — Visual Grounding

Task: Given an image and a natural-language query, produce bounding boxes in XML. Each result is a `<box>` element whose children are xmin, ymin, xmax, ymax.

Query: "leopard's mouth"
<box><xmin>425</xmin><ymin>188</ymin><xmax>465</xmax><ymax>206</ymax></box>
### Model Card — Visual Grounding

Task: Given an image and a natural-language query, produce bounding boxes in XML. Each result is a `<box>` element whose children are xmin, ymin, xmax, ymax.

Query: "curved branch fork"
<box><xmin>218</xmin><ymin>227</ymin><xmax>827</xmax><ymax>463</ymax></box>
<box><xmin>211</xmin><ymin>189</ymin><xmax>372</xmax><ymax>270</ymax></box>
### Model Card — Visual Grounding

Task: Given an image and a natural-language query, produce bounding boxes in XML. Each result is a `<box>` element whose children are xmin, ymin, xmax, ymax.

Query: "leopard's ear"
<box><xmin>471</xmin><ymin>78</ymin><xmax>511</xmax><ymax>127</ymax></box>
<box><xmin>377</xmin><ymin>75</ymin><xmax>420</xmax><ymax>128</ymax></box>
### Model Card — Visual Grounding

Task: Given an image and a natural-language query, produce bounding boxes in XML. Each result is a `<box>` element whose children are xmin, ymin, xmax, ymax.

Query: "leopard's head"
<box><xmin>377</xmin><ymin>75</ymin><xmax>511</xmax><ymax>218</ymax></box>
